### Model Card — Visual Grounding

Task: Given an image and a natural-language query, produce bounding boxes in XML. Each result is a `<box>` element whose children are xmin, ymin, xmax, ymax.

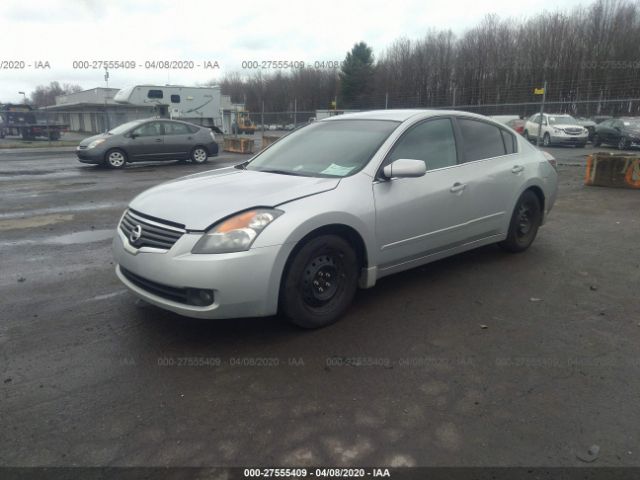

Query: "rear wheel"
<box><xmin>618</xmin><ymin>136</ymin><xmax>629</xmax><ymax>150</ymax></box>
<box><xmin>499</xmin><ymin>190</ymin><xmax>542</xmax><ymax>253</ymax></box>
<box><xmin>104</xmin><ymin>149</ymin><xmax>126</xmax><ymax>169</ymax></box>
<box><xmin>191</xmin><ymin>146</ymin><xmax>208</xmax><ymax>164</ymax></box>
<box><xmin>281</xmin><ymin>235</ymin><xmax>358</xmax><ymax>329</ymax></box>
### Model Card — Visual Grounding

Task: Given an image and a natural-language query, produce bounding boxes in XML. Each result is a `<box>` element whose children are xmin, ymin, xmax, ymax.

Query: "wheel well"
<box><xmin>278</xmin><ymin>224</ymin><xmax>368</xmax><ymax>303</ymax></box>
<box><xmin>525</xmin><ymin>186</ymin><xmax>545</xmax><ymax>212</ymax></box>
<box><xmin>105</xmin><ymin>147</ymin><xmax>127</xmax><ymax>161</ymax></box>
<box><xmin>192</xmin><ymin>144</ymin><xmax>208</xmax><ymax>155</ymax></box>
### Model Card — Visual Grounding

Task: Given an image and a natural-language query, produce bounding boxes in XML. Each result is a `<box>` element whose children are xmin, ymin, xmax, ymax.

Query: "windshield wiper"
<box><xmin>257</xmin><ymin>168</ymin><xmax>307</xmax><ymax>176</ymax></box>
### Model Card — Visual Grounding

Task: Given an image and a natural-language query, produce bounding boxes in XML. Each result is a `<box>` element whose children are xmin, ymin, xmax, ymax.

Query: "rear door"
<box><xmin>127</xmin><ymin>121</ymin><xmax>165</xmax><ymax>161</ymax></box>
<box><xmin>161</xmin><ymin>121</ymin><xmax>193</xmax><ymax>160</ymax></box>
<box><xmin>452</xmin><ymin>117</ymin><xmax>520</xmax><ymax>237</ymax></box>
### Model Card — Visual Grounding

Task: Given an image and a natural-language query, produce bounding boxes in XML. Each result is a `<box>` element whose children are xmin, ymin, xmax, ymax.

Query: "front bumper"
<box><xmin>76</xmin><ymin>147</ymin><xmax>106</xmax><ymax>164</ymax></box>
<box><xmin>549</xmin><ymin>134</ymin><xmax>588</xmax><ymax>145</ymax></box>
<box><xmin>112</xmin><ymin>228</ymin><xmax>287</xmax><ymax>319</ymax></box>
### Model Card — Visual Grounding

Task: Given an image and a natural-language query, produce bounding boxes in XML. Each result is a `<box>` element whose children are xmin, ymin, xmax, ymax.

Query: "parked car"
<box><xmin>591</xmin><ymin>115</ymin><xmax>613</xmax><ymax>124</ymax></box>
<box><xmin>575</xmin><ymin>117</ymin><xmax>597</xmax><ymax>141</ymax></box>
<box><xmin>76</xmin><ymin>119</ymin><xmax>219</xmax><ymax>169</ymax></box>
<box><xmin>505</xmin><ymin>118</ymin><xmax>526</xmax><ymax>135</ymax></box>
<box><xmin>523</xmin><ymin>113</ymin><xmax>588</xmax><ymax>147</ymax></box>
<box><xmin>593</xmin><ymin>117</ymin><xmax>640</xmax><ymax>149</ymax></box>
<box><xmin>112</xmin><ymin>110</ymin><xmax>558</xmax><ymax>328</ymax></box>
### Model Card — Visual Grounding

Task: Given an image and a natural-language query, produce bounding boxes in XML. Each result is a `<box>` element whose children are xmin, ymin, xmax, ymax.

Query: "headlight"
<box><xmin>553</xmin><ymin>127</ymin><xmax>563</xmax><ymax>134</ymax></box>
<box><xmin>191</xmin><ymin>208</ymin><xmax>283</xmax><ymax>254</ymax></box>
<box><xmin>88</xmin><ymin>138</ymin><xmax>106</xmax><ymax>149</ymax></box>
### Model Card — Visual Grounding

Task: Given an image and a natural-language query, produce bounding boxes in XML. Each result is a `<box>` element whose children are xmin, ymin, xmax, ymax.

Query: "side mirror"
<box><xmin>383</xmin><ymin>159</ymin><xmax>426</xmax><ymax>179</ymax></box>
<box><xmin>129</xmin><ymin>132</ymin><xmax>139</xmax><ymax>139</ymax></box>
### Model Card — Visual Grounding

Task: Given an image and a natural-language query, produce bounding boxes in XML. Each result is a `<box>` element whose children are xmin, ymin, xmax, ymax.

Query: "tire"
<box><xmin>499</xmin><ymin>190</ymin><xmax>543</xmax><ymax>253</ymax></box>
<box><xmin>191</xmin><ymin>146</ymin><xmax>208</xmax><ymax>164</ymax></box>
<box><xmin>104</xmin><ymin>148</ymin><xmax>126</xmax><ymax>169</ymax></box>
<box><xmin>618</xmin><ymin>136</ymin><xmax>629</xmax><ymax>150</ymax></box>
<box><xmin>542</xmin><ymin>133</ymin><xmax>551</xmax><ymax>147</ymax></box>
<box><xmin>592</xmin><ymin>134</ymin><xmax>601</xmax><ymax>147</ymax></box>
<box><xmin>281</xmin><ymin>235</ymin><xmax>359</xmax><ymax>329</ymax></box>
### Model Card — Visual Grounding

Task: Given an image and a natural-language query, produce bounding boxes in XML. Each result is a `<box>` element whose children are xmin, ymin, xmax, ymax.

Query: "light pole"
<box><xmin>18</xmin><ymin>91</ymin><xmax>26</xmax><ymax>104</ymax></box>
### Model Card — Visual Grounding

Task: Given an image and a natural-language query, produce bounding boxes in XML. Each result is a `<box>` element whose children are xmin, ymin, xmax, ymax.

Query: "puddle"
<box><xmin>47</xmin><ymin>229</ymin><xmax>115</xmax><ymax>245</ymax></box>
<box><xmin>0</xmin><ymin>201</ymin><xmax>125</xmax><ymax>220</ymax></box>
<box><xmin>0</xmin><ymin>229</ymin><xmax>114</xmax><ymax>247</ymax></box>
<box><xmin>0</xmin><ymin>170</ymin><xmax>78</xmax><ymax>181</ymax></box>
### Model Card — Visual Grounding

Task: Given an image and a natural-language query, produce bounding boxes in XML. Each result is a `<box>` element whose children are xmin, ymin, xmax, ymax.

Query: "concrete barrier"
<box><xmin>223</xmin><ymin>137</ymin><xmax>255</xmax><ymax>154</ymax></box>
<box><xmin>585</xmin><ymin>152</ymin><xmax>640</xmax><ymax>189</ymax></box>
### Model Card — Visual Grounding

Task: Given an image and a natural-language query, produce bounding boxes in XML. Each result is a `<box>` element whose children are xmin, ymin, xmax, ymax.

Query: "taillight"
<box><xmin>541</xmin><ymin>150</ymin><xmax>557</xmax><ymax>170</ymax></box>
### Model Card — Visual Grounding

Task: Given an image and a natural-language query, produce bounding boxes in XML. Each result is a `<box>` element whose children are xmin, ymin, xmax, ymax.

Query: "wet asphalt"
<box><xmin>1</xmin><ymin>145</ymin><xmax>639</xmax><ymax>467</ymax></box>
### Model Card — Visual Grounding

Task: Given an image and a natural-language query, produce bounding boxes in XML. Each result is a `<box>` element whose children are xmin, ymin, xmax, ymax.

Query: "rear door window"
<box><xmin>164</xmin><ymin>122</ymin><xmax>190</xmax><ymax>135</ymax></box>
<box><xmin>457</xmin><ymin>118</ymin><xmax>507</xmax><ymax>162</ymax></box>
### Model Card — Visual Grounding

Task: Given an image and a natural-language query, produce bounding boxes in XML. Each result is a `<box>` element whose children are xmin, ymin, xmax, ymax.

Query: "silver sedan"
<box><xmin>112</xmin><ymin>110</ymin><xmax>558</xmax><ymax>328</ymax></box>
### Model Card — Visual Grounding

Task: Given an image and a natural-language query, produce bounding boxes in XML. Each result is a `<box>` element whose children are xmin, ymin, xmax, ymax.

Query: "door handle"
<box><xmin>511</xmin><ymin>165</ymin><xmax>524</xmax><ymax>174</ymax></box>
<box><xmin>450</xmin><ymin>182</ymin><xmax>466</xmax><ymax>193</ymax></box>
<box><xmin>155</xmin><ymin>138</ymin><xmax>162</xmax><ymax>142</ymax></box>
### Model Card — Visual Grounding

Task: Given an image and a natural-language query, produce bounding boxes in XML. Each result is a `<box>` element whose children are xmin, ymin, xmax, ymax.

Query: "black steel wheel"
<box><xmin>499</xmin><ymin>190</ymin><xmax>542</xmax><ymax>253</ymax></box>
<box><xmin>281</xmin><ymin>235</ymin><xmax>358</xmax><ymax>328</ymax></box>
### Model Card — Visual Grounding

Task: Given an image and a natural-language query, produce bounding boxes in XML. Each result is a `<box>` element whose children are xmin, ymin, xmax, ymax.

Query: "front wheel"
<box><xmin>542</xmin><ymin>133</ymin><xmax>551</xmax><ymax>147</ymax></box>
<box><xmin>499</xmin><ymin>190</ymin><xmax>542</xmax><ymax>253</ymax></box>
<box><xmin>281</xmin><ymin>235</ymin><xmax>359</xmax><ymax>329</ymax></box>
<box><xmin>592</xmin><ymin>134</ymin><xmax>601</xmax><ymax>147</ymax></box>
<box><xmin>191</xmin><ymin>146</ymin><xmax>208</xmax><ymax>164</ymax></box>
<box><xmin>104</xmin><ymin>149</ymin><xmax>126</xmax><ymax>169</ymax></box>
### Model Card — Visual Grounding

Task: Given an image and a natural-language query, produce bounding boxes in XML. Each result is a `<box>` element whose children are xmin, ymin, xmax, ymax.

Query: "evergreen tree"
<box><xmin>339</xmin><ymin>42</ymin><xmax>375</xmax><ymax>108</ymax></box>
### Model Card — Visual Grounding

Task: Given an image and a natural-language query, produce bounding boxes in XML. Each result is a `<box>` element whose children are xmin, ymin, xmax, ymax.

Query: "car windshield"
<box><xmin>108</xmin><ymin>120</ymin><xmax>144</xmax><ymax>135</ymax></box>
<box><xmin>548</xmin><ymin>116</ymin><xmax>578</xmax><ymax>125</ymax></box>
<box><xmin>245</xmin><ymin>119</ymin><xmax>399</xmax><ymax>177</ymax></box>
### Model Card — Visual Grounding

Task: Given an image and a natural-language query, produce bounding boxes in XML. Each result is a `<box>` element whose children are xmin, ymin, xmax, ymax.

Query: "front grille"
<box><xmin>563</xmin><ymin>128</ymin><xmax>583</xmax><ymax>135</ymax></box>
<box><xmin>120</xmin><ymin>209</ymin><xmax>185</xmax><ymax>251</ymax></box>
<box><xmin>120</xmin><ymin>267</ymin><xmax>214</xmax><ymax>306</ymax></box>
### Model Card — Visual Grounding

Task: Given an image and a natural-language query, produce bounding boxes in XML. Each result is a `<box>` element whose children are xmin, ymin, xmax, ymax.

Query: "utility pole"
<box><xmin>261</xmin><ymin>100</ymin><xmax>265</xmax><ymax>135</ymax></box>
<box><xmin>385</xmin><ymin>92</ymin><xmax>388</xmax><ymax>109</ymax></box>
<box><xmin>293</xmin><ymin>98</ymin><xmax>297</xmax><ymax>127</ymax></box>
<box><xmin>536</xmin><ymin>80</ymin><xmax>547</xmax><ymax>147</ymax></box>
<box><xmin>104</xmin><ymin>68</ymin><xmax>110</xmax><ymax>132</ymax></box>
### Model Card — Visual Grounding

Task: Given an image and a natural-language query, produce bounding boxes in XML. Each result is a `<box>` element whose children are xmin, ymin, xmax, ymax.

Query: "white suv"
<box><xmin>524</xmin><ymin>113</ymin><xmax>588</xmax><ymax>147</ymax></box>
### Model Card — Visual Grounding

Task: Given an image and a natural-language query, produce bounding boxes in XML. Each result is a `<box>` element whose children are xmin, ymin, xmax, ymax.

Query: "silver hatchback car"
<box><xmin>113</xmin><ymin>110</ymin><xmax>558</xmax><ymax>328</ymax></box>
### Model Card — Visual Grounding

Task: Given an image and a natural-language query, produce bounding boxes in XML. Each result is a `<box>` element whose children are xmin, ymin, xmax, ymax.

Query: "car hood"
<box><xmin>79</xmin><ymin>133</ymin><xmax>109</xmax><ymax>146</ymax></box>
<box><xmin>129</xmin><ymin>167</ymin><xmax>341</xmax><ymax>230</ymax></box>
<box><xmin>551</xmin><ymin>124</ymin><xmax>585</xmax><ymax>130</ymax></box>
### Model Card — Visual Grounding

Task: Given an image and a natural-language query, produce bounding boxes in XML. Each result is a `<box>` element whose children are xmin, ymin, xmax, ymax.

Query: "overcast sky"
<box><xmin>0</xmin><ymin>0</ymin><xmax>587</xmax><ymax>103</ymax></box>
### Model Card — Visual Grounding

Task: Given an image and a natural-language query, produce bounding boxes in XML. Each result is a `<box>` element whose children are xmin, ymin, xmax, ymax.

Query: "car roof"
<box><xmin>322</xmin><ymin>109</ymin><xmax>498</xmax><ymax>123</ymax></box>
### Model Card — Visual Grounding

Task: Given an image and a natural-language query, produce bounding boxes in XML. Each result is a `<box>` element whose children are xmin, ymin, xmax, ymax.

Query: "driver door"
<box><xmin>126</xmin><ymin>121</ymin><xmax>165</xmax><ymax>160</ymax></box>
<box><xmin>373</xmin><ymin>117</ymin><xmax>470</xmax><ymax>269</ymax></box>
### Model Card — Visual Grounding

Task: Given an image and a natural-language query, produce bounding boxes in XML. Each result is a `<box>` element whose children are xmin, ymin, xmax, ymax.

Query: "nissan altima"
<box><xmin>112</xmin><ymin>110</ymin><xmax>558</xmax><ymax>328</ymax></box>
